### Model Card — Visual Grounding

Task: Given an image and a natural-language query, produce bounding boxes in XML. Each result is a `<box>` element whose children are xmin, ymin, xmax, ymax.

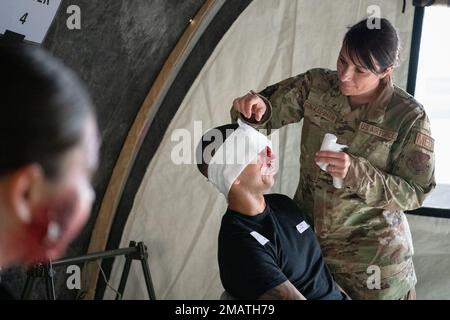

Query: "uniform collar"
<box><xmin>329</xmin><ymin>76</ymin><xmax>394</xmax><ymax>124</ymax></box>
<box><xmin>365</xmin><ymin>76</ymin><xmax>394</xmax><ymax>124</ymax></box>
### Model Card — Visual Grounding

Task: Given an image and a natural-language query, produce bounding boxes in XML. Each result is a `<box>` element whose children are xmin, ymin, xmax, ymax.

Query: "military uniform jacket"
<box><xmin>231</xmin><ymin>68</ymin><xmax>436</xmax><ymax>299</ymax></box>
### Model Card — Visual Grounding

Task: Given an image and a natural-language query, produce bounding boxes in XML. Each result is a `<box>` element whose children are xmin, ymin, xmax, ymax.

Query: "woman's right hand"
<box><xmin>233</xmin><ymin>92</ymin><xmax>267</xmax><ymax>122</ymax></box>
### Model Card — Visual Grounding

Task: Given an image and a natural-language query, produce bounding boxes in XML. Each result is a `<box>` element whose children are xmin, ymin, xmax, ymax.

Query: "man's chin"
<box><xmin>261</xmin><ymin>174</ymin><xmax>275</xmax><ymax>189</ymax></box>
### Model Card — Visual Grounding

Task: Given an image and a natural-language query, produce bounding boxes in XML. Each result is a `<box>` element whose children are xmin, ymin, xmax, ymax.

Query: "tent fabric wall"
<box><xmin>96</xmin><ymin>0</ymin><xmax>252</xmax><ymax>299</ymax></box>
<box><xmin>105</xmin><ymin>0</ymin><xmax>418</xmax><ymax>299</ymax></box>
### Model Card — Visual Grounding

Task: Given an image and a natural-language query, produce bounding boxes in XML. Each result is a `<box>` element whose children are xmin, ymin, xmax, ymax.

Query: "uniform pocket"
<box><xmin>365</xmin><ymin>137</ymin><xmax>394</xmax><ymax>170</ymax></box>
<box><xmin>349</xmin><ymin>132</ymin><xmax>395</xmax><ymax>171</ymax></box>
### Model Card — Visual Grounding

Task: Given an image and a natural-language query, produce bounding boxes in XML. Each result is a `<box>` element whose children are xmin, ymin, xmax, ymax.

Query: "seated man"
<box><xmin>196</xmin><ymin>120</ymin><xmax>347</xmax><ymax>300</ymax></box>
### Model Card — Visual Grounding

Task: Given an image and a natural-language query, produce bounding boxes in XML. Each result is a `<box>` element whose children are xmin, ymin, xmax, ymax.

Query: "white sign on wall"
<box><xmin>0</xmin><ymin>0</ymin><xmax>62</xmax><ymax>43</ymax></box>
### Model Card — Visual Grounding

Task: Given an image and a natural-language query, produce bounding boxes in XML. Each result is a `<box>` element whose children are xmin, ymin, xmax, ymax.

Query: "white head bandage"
<box><xmin>207</xmin><ymin>119</ymin><xmax>272</xmax><ymax>198</ymax></box>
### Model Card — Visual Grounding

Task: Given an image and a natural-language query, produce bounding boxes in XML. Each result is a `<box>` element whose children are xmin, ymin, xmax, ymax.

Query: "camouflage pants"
<box><xmin>332</xmin><ymin>260</ymin><xmax>417</xmax><ymax>300</ymax></box>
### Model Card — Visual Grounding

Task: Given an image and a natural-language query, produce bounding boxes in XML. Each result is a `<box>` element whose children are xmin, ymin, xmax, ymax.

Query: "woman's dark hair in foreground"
<box><xmin>0</xmin><ymin>44</ymin><xmax>95</xmax><ymax>179</ymax></box>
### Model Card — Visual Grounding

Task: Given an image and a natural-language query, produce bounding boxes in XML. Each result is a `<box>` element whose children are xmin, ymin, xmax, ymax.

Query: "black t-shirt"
<box><xmin>0</xmin><ymin>285</ymin><xmax>14</xmax><ymax>300</ymax></box>
<box><xmin>218</xmin><ymin>193</ymin><xmax>343</xmax><ymax>300</ymax></box>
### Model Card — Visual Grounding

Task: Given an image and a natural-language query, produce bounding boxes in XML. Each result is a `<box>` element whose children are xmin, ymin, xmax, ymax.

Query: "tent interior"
<box><xmin>1</xmin><ymin>0</ymin><xmax>449</xmax><ymax>300</ymax></box>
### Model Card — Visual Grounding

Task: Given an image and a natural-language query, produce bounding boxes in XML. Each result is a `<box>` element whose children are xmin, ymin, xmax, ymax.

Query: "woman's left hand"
<box><xmin>314</xmin><ymin>151</ymin><xmax>351</xmax><ymax>179</ymax></box>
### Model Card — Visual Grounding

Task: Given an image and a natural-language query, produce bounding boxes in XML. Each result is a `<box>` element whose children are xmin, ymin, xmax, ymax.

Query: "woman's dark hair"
<box><xmin>196</xmin><ymin>124</ymin><xmax>239</xmax><ymax>178</ymax></box>
<box><xmin>343</xmin><ymin>18</ymin><xmax>400</xmax><ymax>74</ymax></box>
<box><xmin>0</xmin><ymin>44</ymin><xmax>95</xmax><ymax>179</ymax></box>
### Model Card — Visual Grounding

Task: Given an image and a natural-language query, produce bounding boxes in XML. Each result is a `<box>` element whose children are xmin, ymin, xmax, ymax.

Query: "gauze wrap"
<box><xmin>207</xmin><ymin>119</ymin><xmax>272</xmax><ymax>198</ymax></box>
<box><xmin>316</xmin><ymin>133</ymin><xmax>348</xmax><ymax>189</ymax></box>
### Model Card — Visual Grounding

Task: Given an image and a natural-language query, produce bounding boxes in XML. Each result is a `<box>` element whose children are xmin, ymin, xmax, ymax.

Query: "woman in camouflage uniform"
<box><xmin>231</xmin><ymin>18</ymin><xmax>435</xmax><ymax>300</ymax></box>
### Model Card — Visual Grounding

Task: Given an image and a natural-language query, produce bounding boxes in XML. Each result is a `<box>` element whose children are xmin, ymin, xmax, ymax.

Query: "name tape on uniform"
<box><xmin>415</xmin><ymin>132</ymin><xmax>434</xmax><ymax>152</ymax></box>
<box><xmin>250</xmin><ymin>231</ymin><xmax>269</xmax><ymax>246</ymax></box>
<box><xmin>359</xmin><ymin>122</ymin><xmax>398</xmax><ymax>141</ymax></box>
<box><xmin>304</xmin><ymin>101</ymin><xmax>337</xmax><ymax>123</ymax></box>
<box><xmin>296</xmin><ymin>221</ymin><xmax>310</xmax><ymax>234</ymax></box>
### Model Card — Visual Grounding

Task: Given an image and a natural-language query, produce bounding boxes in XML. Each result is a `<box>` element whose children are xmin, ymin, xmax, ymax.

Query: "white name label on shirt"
<box><xmin>296</xmin><ymin>221</ymin><xmax>310</xmax><ymax>234</ymax></box>
<box><xmin>250</xmin><ymin>231</ymin><xmax>269</xmax><ymax>246</ymax></box>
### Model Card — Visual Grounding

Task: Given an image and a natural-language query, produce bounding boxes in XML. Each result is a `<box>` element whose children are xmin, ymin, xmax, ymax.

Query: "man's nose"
<box><xmin>268</xmin><ymin>154</ymin><xmax>277</xmax><ymax>167</ymax></box>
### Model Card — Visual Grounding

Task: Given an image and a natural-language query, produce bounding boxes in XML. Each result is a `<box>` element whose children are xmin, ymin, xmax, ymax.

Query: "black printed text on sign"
<box><xmin>0</xmin><ymin>0</ymin><xmax>62</xmax><ymax>43</ymax></box>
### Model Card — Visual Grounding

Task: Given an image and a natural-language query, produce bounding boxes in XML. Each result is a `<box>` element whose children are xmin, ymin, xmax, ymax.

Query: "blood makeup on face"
<box><xmin>259</xmin><ymin>146</ymin><xmax>277</xmax><ymax>176</ymax></box>
<box><xmin>19</xmin><ymin>190</ymin><xmax>77</xmax><ymax>264</ymax></box>
<box><xmin>18</xmin><ymin>183</ymin><xmax>93</xmax><ymax>265</ymax></box>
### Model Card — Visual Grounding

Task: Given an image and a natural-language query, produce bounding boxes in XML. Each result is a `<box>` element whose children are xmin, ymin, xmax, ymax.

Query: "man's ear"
<box><xmin>6</xmin><ymin>164</ymin><xmax>45</xmax><ymax>224</ymax></box>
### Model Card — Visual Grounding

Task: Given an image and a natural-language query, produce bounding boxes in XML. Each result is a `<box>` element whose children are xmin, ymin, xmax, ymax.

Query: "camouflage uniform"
<box><xmin>231</xmin><ymin>68</ymin><xmax>436</xmax><ymax>299</ymax></box>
